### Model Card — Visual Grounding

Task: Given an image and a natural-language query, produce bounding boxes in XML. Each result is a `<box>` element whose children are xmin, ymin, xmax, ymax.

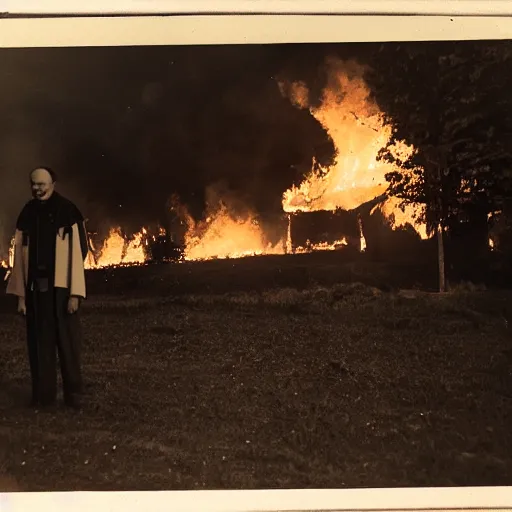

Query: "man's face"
<box><xmin>30</xmin><ymin>168</ymin><xmax>55</xmax><ymax>201</ymax></box>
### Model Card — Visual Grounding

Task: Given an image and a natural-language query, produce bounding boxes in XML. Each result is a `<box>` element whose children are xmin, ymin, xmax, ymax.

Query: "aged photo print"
<box><xmin>0</xmin><ymin>33</ymin><xmax>511</xmax><ymax>493</ymax></box>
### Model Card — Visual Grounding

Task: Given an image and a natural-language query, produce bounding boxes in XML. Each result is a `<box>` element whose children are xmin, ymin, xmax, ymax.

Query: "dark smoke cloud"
<box><xmin>0</xmin><ymin>43</ymin><xmax>383</xmax><ymax>255</ymax></box>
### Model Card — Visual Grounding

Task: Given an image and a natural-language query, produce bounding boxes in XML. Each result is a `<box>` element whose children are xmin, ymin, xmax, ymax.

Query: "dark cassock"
<box><xmin>7</xmin><ymin>191</ymin><xmax>89</xmax><ymax>408</ymax></box>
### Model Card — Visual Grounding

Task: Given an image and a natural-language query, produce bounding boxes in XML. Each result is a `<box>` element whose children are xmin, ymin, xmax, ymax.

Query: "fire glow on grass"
<box><xmin>0</xmin><ymin>59</ymin><xmax>429</xmax><ymax>269</ymax></box>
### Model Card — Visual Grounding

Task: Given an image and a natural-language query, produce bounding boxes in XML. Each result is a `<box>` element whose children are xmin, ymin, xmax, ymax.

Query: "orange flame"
<box><xmin>183</xmin><ymin>203</ymin><xmax>285</xmax><ymax>261</ymax></box>
<box><xmin>85</xmin><ymin>228</ymin><xmax>147</xmax><ymax>269</ymax></box>
<box><xmin>374</xmin><ymin>197</ymin><xmax>428</xmax><ymax>240</ymax></box>
<box><xmin>280</xmin><ymin>59</ymin><xmax>426</xmax><ymax>239</ymax></box>
<box><xmin>1</xmin><ymin>235</ymin><xmax>15</xmax><ymax>269</ymax></box>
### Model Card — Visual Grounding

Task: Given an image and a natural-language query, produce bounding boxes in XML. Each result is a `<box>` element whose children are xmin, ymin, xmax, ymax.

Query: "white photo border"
<box><xmin>0</xmin><ymin>15</ymin><xmax>511</xmax><ymax>47</ymax></box>
<box><xmin>2</xmin><ymin>0</ymin><xmax>512</xmax><ymax>17</ymax></box>
<box><xmin>1</xmin><ymin>487</ymin><xmax>512</xmax><ymax>511</ymax></box>
<box><xmin>0</xmin><ymin>4</ymin><xmax>511</xmax><ymax>512</ymax></box>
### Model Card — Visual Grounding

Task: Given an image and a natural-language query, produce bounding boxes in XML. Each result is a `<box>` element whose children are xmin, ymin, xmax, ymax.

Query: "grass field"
<box><xmin>0</xmin><ymin>253</ymin><xmax>511</xmax><ymax>491</ymax></box>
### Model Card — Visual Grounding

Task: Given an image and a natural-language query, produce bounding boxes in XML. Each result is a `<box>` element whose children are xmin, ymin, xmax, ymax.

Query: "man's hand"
<box><xmin>67</xmin><ymin>296</ymin><xmax>80</xmax><ymax>314</ymax></box>
<box><xmin>17</xmin><ymin>297</ymin><xmax>26</xmax><ymax>316</ymax></box>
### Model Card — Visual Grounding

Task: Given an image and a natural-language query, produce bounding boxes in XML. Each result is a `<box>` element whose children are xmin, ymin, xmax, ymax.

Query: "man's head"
<box><xmin>30</xmin><ymin>167</ymin><xmax>56</xmax><ymax>201</ymax></box>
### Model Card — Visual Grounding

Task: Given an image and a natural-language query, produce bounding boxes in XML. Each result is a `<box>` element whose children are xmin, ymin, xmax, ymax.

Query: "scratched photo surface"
<box><xmin>0</xmin><ymin>40</ymin><xmax>511</xmax><ymax>491</ymax></box>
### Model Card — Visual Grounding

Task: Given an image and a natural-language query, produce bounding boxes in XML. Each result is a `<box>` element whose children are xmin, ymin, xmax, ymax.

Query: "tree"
<box><xmin>367</xmin><ymin>40</ymin><xmax>512</xmax><ymax>291</ymax></box>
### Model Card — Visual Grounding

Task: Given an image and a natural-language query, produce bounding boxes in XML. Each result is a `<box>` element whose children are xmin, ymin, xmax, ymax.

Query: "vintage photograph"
<box><xmin>0</xmin><ymin>39</ymin><xmax>511</xmax><ymax>492</ymax></box>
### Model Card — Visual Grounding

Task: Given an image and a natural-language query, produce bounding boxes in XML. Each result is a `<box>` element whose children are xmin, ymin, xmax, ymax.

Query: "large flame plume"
<box><xmin>279</xmin><ymin>59</ymin><xmax>426</xmax><ymax>237</ymax></box>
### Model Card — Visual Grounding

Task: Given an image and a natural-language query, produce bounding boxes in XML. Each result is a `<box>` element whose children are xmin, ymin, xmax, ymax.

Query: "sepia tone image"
<box><xmin>0</xmin><ymin>39</ymin><xmax>511</xmax><ymax>492</ymax></box>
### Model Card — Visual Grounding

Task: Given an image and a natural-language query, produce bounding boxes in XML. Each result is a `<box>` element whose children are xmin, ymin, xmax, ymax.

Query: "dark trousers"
<box><xmin>25</xmin><ymin>287</ymin><xmax>83</xmax><ymax>406</ymax></box>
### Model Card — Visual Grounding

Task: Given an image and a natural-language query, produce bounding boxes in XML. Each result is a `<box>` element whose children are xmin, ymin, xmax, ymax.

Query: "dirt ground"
<box><xmin>0</xmin><ymin>256</ymin><xmax>511</xmax><ymax>491</ymax></box>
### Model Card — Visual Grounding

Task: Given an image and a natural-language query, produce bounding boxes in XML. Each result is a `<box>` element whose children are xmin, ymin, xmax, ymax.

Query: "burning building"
<box><xmin>276</xmin><ymin>59</ymin><xmax>428</xmax><ymax>256</ymax></box>
<box><xmin>163</xmin><ymin>58</ymin><xmax>429</xmax><ymax>263</ymax></box>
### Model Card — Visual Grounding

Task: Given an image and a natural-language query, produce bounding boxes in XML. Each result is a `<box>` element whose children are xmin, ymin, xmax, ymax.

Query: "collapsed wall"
<box><xmin>289</xmin><ymin>209</ymin><xmax>360</xmax><ymax>251</ymax></box>
<box><xmin>288</xmin><ymin>193</ymin><xmax>433</xmax><ymax>264</ymax></box>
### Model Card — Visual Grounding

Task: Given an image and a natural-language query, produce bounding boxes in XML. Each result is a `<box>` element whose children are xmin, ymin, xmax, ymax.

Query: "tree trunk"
<box><xmin>437</xmin><ymin>223</ymin><xmax>446</xmax><ymax>292</ymax></box>
<box><xmin>435</xmin><ymin>156</ymin><xmax>447</xmax><ymax>293</ymax></box>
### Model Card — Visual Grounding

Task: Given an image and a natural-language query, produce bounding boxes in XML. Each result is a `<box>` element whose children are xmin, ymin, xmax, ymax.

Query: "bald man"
<box><xmin>6</xmin><ymin>167</ymin><xmax>89</xmax><ymax>409</ymax></box>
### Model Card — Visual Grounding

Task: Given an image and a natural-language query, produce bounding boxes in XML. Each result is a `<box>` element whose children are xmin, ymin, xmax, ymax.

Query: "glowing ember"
<box><xmin>8</xmin><ymin>236</ymin><xmax>14</xmax><ymax>268</ymax></box>
<box><xmin>294</xmin><ymin>238</ymin><xmax>348</xmax><ymax>254</ymax></box>
<box><xmin>85</xmin><ymin>228</ymin><xmax>147</xmax><ymax>269</ymax></box>
<box><xmin>357</xmin><ymin>215</ymin><xmax>367</xmax><ymax>251</ymax></box>
<box><xmin>280</xmin><ymin>58</ymin><xmax>426</xmax><ymax>239</ymax></box>
<box><xmin>487</xmin><ymin>210</ymin><xmax>501</xmax><ymax>251</ymax></box>
<box><xmin>183</xmin><ymin>203</ymin><xmax>284</xmax><ymax>261</ymax></box>
<box><xmin>285</xmin><ymin>215</ymin><xmax>293</xmax><ymax>254</ymax></box>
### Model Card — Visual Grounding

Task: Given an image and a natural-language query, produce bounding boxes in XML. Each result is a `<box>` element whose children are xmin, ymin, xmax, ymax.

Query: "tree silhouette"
<box><xmin>368</xmin><ymin>40</ymin><xmax>512</xmax><ymax>290</ymax></box>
